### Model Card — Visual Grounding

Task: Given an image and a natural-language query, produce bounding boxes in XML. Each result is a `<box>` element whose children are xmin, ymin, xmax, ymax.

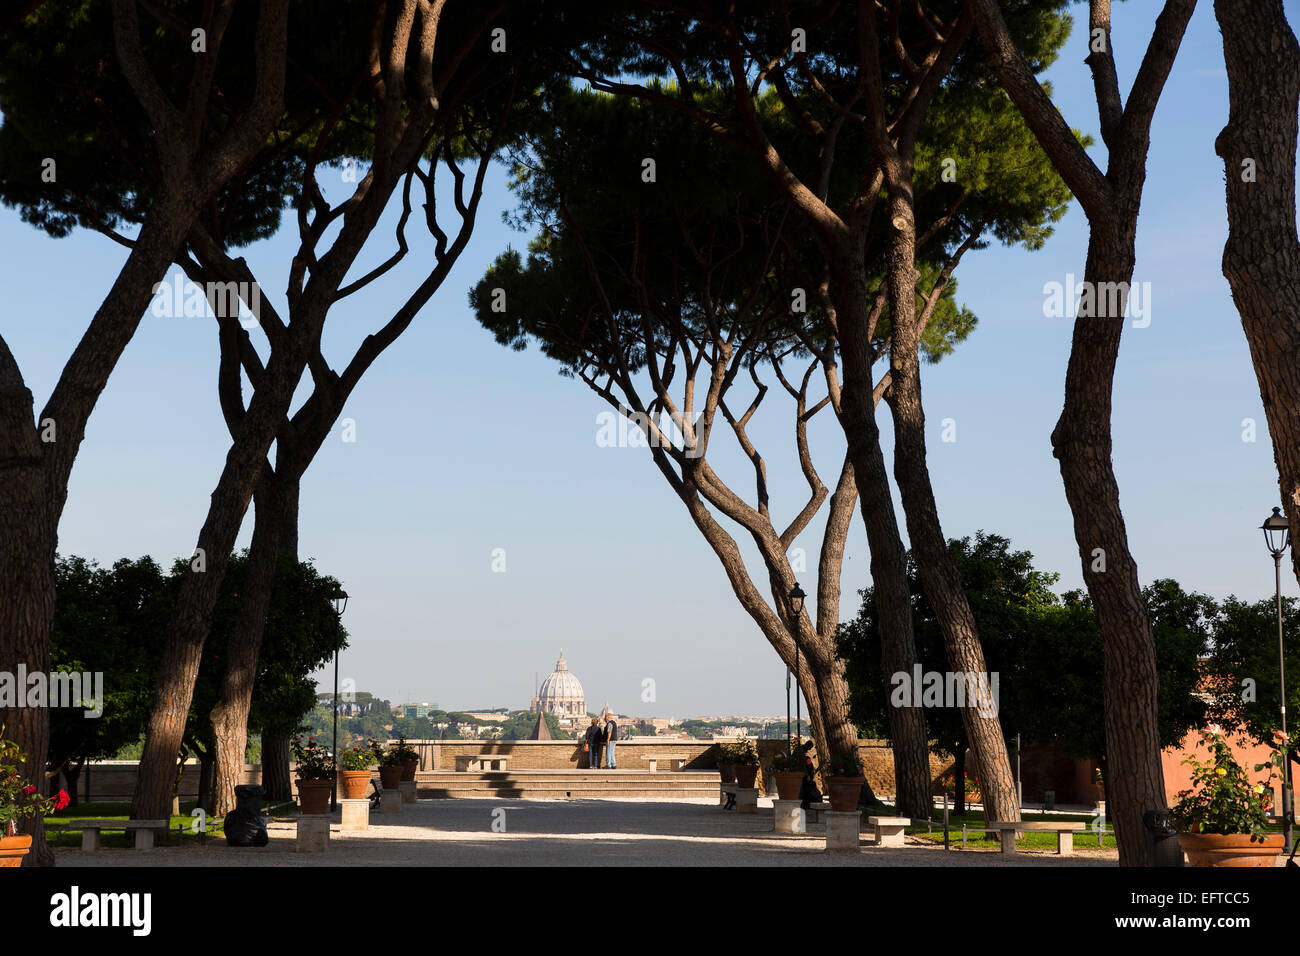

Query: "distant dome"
<box><xmin>532</xmin><ymin>650</ymin><xmax>587</xmax><ymax>723</ymax></box>
<box><xmin>538</xmin><ymin>651</ymin><xmax>584</xmax><ymax>700</ymax></box>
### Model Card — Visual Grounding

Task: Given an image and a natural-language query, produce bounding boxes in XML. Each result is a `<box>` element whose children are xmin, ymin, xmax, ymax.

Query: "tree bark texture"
<box><xmin>1215</xmin><ymin>0</ymin><xmax>1300</xmax><ymax>589</ymax></box>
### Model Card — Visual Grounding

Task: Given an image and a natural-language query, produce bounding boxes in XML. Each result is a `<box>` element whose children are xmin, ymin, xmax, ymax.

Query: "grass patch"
<box><xmin>45</xmin><ymin>800</ymin><xmax>226</xmax><ymax>849</ymax></box>
<box><xmin>905</xmin><ymin>807</ymin><xmax>1118</xmax><ymax>851</ymax></box>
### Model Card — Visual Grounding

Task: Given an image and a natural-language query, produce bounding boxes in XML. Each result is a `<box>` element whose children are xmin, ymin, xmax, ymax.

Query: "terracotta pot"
<box><xmin>774</xmin><ymin>772</ymin><xmax>804</xmax><ymax>801</ymax></box>
<box><xmin>827</xmin><ymin>776</ymin><xmax>865</xmax><ymax>812</ymax></box>
<box><xmin>339</xmin><ymin>770</ymin><xmax>372</xmax><ymax>800</ymax></box>
<box><xmin>1178</xmin><ymin>832</ymin><xmax>1285</xmax><ymax>867</ymax></box>
<box><xmin>379</xmin><ymin>766</ymin><xmax>403</xmax><ymax>790</ymax></box>
<box><xmin>400</xmin><ymin>760</ymin><xmax>419</xmax><ymax>782</ymax></box>
<box><xmin>718</xmin><ymin>764</ymin><xmax>736</xmax><ymax>784</ymax></box>
<box><xmin>734</xmin><ymin>765</ymin><xmax>759</xmax><ymax>789</ymax></box>
<box><xmin>0</xmin><ymin>834</ymin><xmax>32</xmax><ymax>868</ymax></box>
<box><xmin>296</xmin><ymin>778</ymin><xmax>333</xmax><ymax>815</ymax></box>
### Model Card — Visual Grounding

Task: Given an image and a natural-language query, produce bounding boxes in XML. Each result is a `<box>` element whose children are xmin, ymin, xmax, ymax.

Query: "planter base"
<box><xmin>774</xmin><ymin>799</ymin><xmax>806</xmax><ymax>834</ymax></box>
<box><xmin>1178</xmin><ymin>832</ymin><xmax>1285</xmax><ymax>867</ymax></box>
<box><xmin>825</xmin><ymin>810</ymin><xmax>861</xmax><ymax>852</ymax></box>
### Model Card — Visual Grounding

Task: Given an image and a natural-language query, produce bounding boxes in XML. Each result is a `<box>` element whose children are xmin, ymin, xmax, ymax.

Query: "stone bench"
<box><xmin>641</xmin><ymin>753</ymin><xmax>687</xmax><ymax>772</ymax></box>
<box><xmin>986</xmin><ymin>820</ymin><xmax>1086</xmax><ymax>856</ymax></box>
<box><xmin>454</xmin><ymin>755</ymin><xmax>510</xmax><ymax>772</ymax></box>
<box><xmin>867</xmin><ymin>815</ymin><xmax>910</xmax><ymax>847</ymax></box>
<box><xmin>60</xmin><ymin>819</ymin><xmax>170</xmax><ymax>852</ymax></box>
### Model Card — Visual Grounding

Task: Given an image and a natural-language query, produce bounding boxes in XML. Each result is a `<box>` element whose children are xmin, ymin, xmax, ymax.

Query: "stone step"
<box><xmin>414</xmin><ymin>770</ymin><xmax>721</xmax><ymax>799</ymax></box>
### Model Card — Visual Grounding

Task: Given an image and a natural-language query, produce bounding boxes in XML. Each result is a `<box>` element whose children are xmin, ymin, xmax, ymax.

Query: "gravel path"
<box><xmin>52</xmin><ymin>798</ymin><xmax>1118</xmax><ymax>867</ymax></box>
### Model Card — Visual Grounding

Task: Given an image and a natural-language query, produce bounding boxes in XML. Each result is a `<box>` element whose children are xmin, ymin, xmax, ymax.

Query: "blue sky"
<box><xmin>2</xmin><ymin>2</ymin><xmax>1295</xmax><ymax>719</ymax></box>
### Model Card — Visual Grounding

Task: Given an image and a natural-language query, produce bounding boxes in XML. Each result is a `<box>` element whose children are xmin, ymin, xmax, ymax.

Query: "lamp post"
<box><xmin>1261</xmin><ymin>508</ymin><xmax>1293</xmax><ymax>851</ymax></box>
<box><xmin>785</xmin><ymin>667</ymin><xmax>792</xmax><ymax>752</ymax></box>
<box><xmin>330</xmin><ymin>589</ymin><xmax>348</xmax><ymax>813</ymax></box>
<box><xmin>789</xmin><ymin>583</ymin><xmax>806</xmax><ymax>746</ymax></box>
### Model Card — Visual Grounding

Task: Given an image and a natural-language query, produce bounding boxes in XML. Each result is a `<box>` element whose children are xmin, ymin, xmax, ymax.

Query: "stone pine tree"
<box><xmin>474</xmin><ymin>85</ymin><xmax>1066</xmax><ymax>814</ymax></box>
<box><xmin>130</xmin><ymin>0</ymin><xmax>545</xmax><ymax>821</ymax></box>
<box><xmin>474</xmin><ymin>90</ymin><xmax>933</xmax><ymax>807</ymax></box>
<box><xmin>0</xmin><ymin>0</ymin><xmax>290</xmax><ymax>865</ymax></box>
<box><xmin>180</xmin><ymin>100</ymin><xmax>512</xmax><ymax>813</ymax></box>
<box><xmin>558</xmin><ymin>0</ymin><xmax>1073</xmax><ymax>828</ymax></box>
<box><xmin>966</xmin><ymin>0</ymin><xmax>1197</xmax><ymax>864</ymax></box>
<box><xmin>1213</xmin><ymin>1</ymin><xmax>1300</xmax><ymax>599</ymax></box>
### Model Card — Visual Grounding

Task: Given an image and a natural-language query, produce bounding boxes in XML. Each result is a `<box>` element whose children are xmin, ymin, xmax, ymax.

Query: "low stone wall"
<box><xmin>70</xmin><ymin>741</ymin><xmax>956</xmax><ymax>802</ymax></box>
<box><xmin>396</xmin><ymin>739</ymin><xmax>951</xmax><ymax>797</ymax></box>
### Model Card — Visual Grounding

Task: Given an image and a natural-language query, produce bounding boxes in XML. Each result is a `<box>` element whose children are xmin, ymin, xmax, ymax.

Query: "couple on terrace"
<box><xmin>584</xmin><ymin>714</ymin><xmax>618</xmax><ymax>769</ymax></box>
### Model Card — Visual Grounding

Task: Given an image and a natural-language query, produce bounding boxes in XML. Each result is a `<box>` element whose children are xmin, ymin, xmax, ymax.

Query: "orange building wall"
<box><xmin>1161</xmin><ymin>730</ymin><xmax>1293</xmax><ymax>815</ymax></box>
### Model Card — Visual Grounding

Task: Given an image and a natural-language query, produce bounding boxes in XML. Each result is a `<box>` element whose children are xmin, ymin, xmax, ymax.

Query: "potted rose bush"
<box><xmin>290</xmin><ymin>737</ymin><xmax>335</xmax><ymax>814</ymax></box>
<box><xmin>2</xmin><ymin>731</ymin><xmax>70</xmax><ymax>866</ymax></box>
<box><xmin>1171</xmin><ymin>726</ymin><xmax>1287</xmax><ymax>867</ymax></box>
<box><xmin>940</xmin><ymin>772</ymin><xmax>980</xmax><ymax>804</ymax></box>
<box><xmin>337</xmin><ymin>740</ymin><xmax>381</xmax><ymax>799</ymax></box>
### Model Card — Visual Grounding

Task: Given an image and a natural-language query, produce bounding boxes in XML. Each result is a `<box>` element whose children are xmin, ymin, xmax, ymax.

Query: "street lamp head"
<box><xmin>332</xmin><ymin>589</ymin><xmax>349</xmax><ymax>617</ymax></box>
<box><xmin>788</xmin><ymin>582</ymin><xmax>806</xmax><ymax>616</ymax></box>
<box><xmin>1262</xmin><ymin>508</ymin><xmax>1290</xmax><ymax>556</ymax></box>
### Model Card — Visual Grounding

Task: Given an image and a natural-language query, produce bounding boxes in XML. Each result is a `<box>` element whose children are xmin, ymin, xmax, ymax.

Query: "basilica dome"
<box><xmin>531</xmin><ymin>651</ymin><xmax>586</xmax><ymax>725</ymax></box>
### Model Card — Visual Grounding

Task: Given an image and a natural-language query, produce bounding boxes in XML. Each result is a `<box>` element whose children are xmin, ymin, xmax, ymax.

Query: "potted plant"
<box><xmin>378</xmin><ymin>745</ymin><xmax>406</xmax><ymax>790</ymax></box>
<box><xmin>391</xmin><ymin>736</ymin><xmax>421</xmax><ymax>782</ymax></box>
<box><xmin>731</xmin><ymin>739</ymin><xmax>760</xmax><ymax>788</ymax></box>
<box><xmin>823</xmin><ymin>752</ymin><xmax>866</xmax><ymax>811</ymax></box>
<box><xmin>940</xmin><ymin>772</ymin><xmax>980</xmax><ymax>804</ymax></box>
<box><xmin>1170</xmin><ymin>726</ymin><xmax>1287</xmax><ymax>867</ymax></box>
<box><xmin>715</xmin><ymin>743</ymin><xmax>736</xmax><ymax>784</ymax></box>
<box><xmin>290</xmin><ymin>737</ymin><xmax>335</xmax><ymax>814</ymax></box>
<box><xmin>769</xmin><ymin>749</ymin><xmax>804</xmax><ymax>800</ymax></box>
<box><xmin>1</xmin><ymin>730</ymin><xmax>69</xmax><ymax>866</ymax></box>
<box><xmin>337</xmin><ymin>740</ymin><xmax>381</xmax><ymax>799</ymax></box>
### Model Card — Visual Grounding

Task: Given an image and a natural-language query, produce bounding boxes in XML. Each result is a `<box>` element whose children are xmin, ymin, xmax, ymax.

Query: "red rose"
<box><xmin>54</xmin><ymin>790</ymin><xmax>70</xmax><ymax>810</ymax></box>
<box><xmin>22</xmin><ymin>784</ymin><xmax>36</xmax><ymax>796</ymax></box>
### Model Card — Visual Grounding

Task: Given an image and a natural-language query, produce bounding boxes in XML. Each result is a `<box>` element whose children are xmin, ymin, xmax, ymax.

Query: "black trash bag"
<box><xmin>224</xmin><ymin>784</ymin><xmax>269</xmax><ymax>847</ymax></box>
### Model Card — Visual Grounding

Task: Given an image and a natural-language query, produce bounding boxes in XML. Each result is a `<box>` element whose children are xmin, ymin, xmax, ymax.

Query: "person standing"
<box><xmin>584</xmin><ymin>717</ymin><xmax>603</xmax><ymax>769</ymax></box>
<box><xmin>605</xmin><ymin>714</ymin><xmax>618</xmax><ymax>769</ymax></box>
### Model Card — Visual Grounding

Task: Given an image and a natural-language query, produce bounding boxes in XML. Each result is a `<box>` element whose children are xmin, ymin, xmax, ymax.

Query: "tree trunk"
<box><xmin>262</xmin><ymin>733</ymin><xmax>292</xmax><ymax>802</ymax></box>
<box><xmin>968</xmin><ymin>0</ymin><xmax>1195</xmax><ymax>865</ymax></box>
<box><xmin>1214</xmin><ymin>0</ymin><xmax>1300</xmax><ymax>591</ymax></box>
<box><xmin>882</xmin><ymin>203</ymin><xmax>1020</xmax><ymax>828</ymax></box>
<box><xmin>1049</xmin><ymin>233</ymin><xmax>1166</xmax><ymax>865</ymax></box>
<box><xmin>208</xmin><ymin>465</ymin><xmax>300</xmax><ymax>817</ymax></box>
<box><xmin>831</xmin><ymin>246</ymin><xmax>1001</xmax><ymax>822</ymax></box>
<box><xmin>0</xmin><ymin>527</ymin><xmax>55</xmax><ymax>868</ymax></box>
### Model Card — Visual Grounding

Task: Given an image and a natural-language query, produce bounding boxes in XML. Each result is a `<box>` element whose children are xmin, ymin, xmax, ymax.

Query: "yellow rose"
<box><xmin>1215</xmin><ymin>767</ymin><xmax>1227</xmax><ymax>776</ymax></box>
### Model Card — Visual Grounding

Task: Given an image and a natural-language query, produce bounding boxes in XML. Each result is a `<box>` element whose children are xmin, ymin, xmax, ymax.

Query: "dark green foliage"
<box><xmin>837</xmin><ymin>533</ymin><xmax>1210</xmax><ymax>762</ymax></box>
<box><xmin>1204</xmin><ymin>594</ymin><xmax>1300</xmax><ymax>749</ymax></box>
<box><xmin>49</xmin><ymin>550</ymin><xmax>347</xmax><ymax>769</ymax></box>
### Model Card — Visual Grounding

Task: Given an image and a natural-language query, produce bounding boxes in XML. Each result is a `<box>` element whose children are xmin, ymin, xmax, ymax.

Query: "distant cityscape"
<box><xmin>317</xmin><ymin>650</ymin><xmax>806</xmax><ymax>741</ymax></box>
